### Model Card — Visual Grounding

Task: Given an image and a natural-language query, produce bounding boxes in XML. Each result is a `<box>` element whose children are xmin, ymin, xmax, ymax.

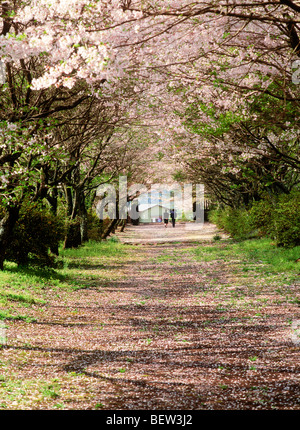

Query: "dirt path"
<box><xmin>1</xmin><ymin>223</ymin><xmax>299</xmax><ymax>410</ymax></box>
<box><xmin>117</xmin><ymin>221</ymin><xmax>226</xmax><ymax>244</ymax></box>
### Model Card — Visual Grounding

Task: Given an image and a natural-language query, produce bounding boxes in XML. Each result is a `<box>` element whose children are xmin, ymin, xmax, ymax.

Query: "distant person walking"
<box><xmin>163</xmin><ymin>210</ymin><xmax>169</xmax><ymax>228</ymax></box>
<box><xmin>170</xmin><ymin>208</ymin><xmax>177</xmax><ymax>228</ymax></box>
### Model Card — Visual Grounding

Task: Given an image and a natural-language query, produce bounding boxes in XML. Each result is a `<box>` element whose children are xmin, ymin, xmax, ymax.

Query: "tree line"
<box><xmin>0</xmin><ymin>1</ymin><xmax>299</xmax><ymax>269</ymax></box>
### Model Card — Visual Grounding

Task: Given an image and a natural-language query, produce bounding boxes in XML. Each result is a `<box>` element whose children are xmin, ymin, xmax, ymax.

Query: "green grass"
<box><xmin>0</xmin><ymin>240</ymin><xmax>135</xmax><ymax>320</ymax></box>
<box><xmin>1</xmin><ymin>237</ymin><xmax>298</xmax><ymax>321</ymax></box>
<box><xmin>41</xmin><ymin>382</ymin><xmax>61</xmax><ymax>399</ymax></box>
<box><xmin>0</xmin><ymin>291</ymin><xmax>44</xmax><ymax>305</ymax></box>
<box><xmin>152</xmin><ymin>254</ymin><xmax>177</xmax><ymax>263</ymax></box>
<box><xmin>0</xmin><ymin>375</ymin><xmax>68</xmax><ymax>408</ymax></box>
<box><xmin>193</xmin><ymin>238</ymin><xmax>300</xmax><ymax>278</ymax></box>
<box><xmin>59</xmin><ymin>240</ymin><xmax>132</xmax><ymax>260</ymax></box>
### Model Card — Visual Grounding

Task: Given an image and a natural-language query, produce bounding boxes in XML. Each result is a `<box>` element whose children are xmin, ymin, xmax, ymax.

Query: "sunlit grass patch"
<box><xmin>0</xmin><ymin>291</ymin><xmax>45</xmax><ymax>305</ymax></box>
<box><xmin>0</xmin><ymin>375</ymin><xmax>66</xmax><ymax>408</ymax></box>
<box><xmin>0</xmin><ymin>240</ymin><xmax>134</xmax><ymax>318</ymax></box>
<box><xmin>1</xmin><ymin>261</ymin><xmax>66</xmax><ymax>290</ymax></box>
<box><xmin>57</xmin><ymin>240</ymin><xmax>135</xmax><ymax>290</ymax></box>
<box><xmin>152</xmin><ymin>254</ymin><xmax>178</xmax><ymax>263</ymax></box>
<box><xmin>59</xmin><ymin>240</ymin><xmax>134</xmax><ymax>261</ymax></box>
<box><xmin>233</xmin><ymin>239</ymin><xmax>300</xmax><ymax>273</ymax></box>
<box><xmin>193</xmin><ymin>238</ymin><xmax>300</xmax><ymax>277</ymax></box>
<box><xmin>1</xmin><ymin>240</ymin><xmax>134</xmax><ymax>292</ymax></box>
<box><xmin>0</xmin><ymin>310</ymin><xmax>36</xmax><ymax>322</ymax></box>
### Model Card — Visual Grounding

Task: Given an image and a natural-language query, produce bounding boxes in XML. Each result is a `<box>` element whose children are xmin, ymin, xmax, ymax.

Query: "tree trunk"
<box><xmin>47</xmin><ymin>188</ymin><xmax>59</xmax><ymax>255</ymax></box>
<box><xmin>101</xmin><ymin>194</ymin><xmax>120</xmax><ymax>240</ymax></box>
<box><xmin>112</xmin><ymin>219</ymin><xmax>120</xmax><ymax>234</ymax></box>
<box><xmin>80</xmin><ymin>214</ymin><xmax>88</xmax><ymax>243</ymax></box>
<box><xmin>64</xmin><ymin>219</ymin><xmax>82</xmax><ymax>249</ymax></box>
<box><xmin>64</xmin><ymin>186</ymin><xmax>73</xmax><ymax>218</ymax></box>
<box><xmin>79</xmin><ymin>192</ymin><xmax>88</xmax><ymax>243</ymax></box>
<box><xmin>98</xmin><ymin>218</ymin><xmax>104</xmax><ymax>240</ymax></box>
<box><xmin>63</xmin><ymin>186</ymin><xmax>82</xmax><ymax>249</ymax></box>
<box><xmin>102</xmin><ymin>219</ymin><xmax>118</xmax><ymax>240</ymax></box>
<box><xmin>120</xmin><ymin>219</ymin><xmax>126</xmax><ymax>232</ymax></box>
<box><xmin>0</xmin><ymin>206</ymin><xmax>20</xmax><ymax>270</ymax></box>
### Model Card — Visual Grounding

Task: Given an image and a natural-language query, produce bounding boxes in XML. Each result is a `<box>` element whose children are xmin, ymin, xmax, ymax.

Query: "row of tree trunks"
<box><xmin>101</xmin><ymin>219</ymin><xmax>119</xmax><ymax>240</ymax></box>
<box><xmin>63</xmin><ymin>184</ymin><xmax>88</xmax><ymax>249</ymax></box>
<box><xmin>101</xmin><ymin>219</ymin><xmax>127</xmax><ymax>240</ymax></box>
<box><xmin>0</xmin><ymin>191</ymin><xmax>128</xmax><ymax>270</ymax></box>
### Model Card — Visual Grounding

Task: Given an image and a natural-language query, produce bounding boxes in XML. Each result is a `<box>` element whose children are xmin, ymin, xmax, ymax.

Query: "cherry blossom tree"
<box><xmin>0</xmin><ymin>0</ymin><xmax>145</xmax><ymax>265</ymax></box>
<box><xmin>117</xmin><ymin>0</ymin><xmax>300</xmax><ymax>205</ymax></box>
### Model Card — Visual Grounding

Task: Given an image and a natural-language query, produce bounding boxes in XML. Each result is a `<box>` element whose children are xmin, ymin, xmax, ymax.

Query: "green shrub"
<box><xmin>209</xmin><ymin>191</ymin><xmax>300</xmax><ymax>248</ymax></box>
<box><xmin>87</xmin><ymin>210</ymin><xmax>104</xmax><ymax>241</ymax></box>
<box><xmin>249</xmin><ymin>198</ymin><xmax>273</xmax><ymax>238</ymax></box>
<box><xmin>250</xmin><ymin>191</ymin><xmax>300</xmax><ymax>248</ymax></box>
<box><xmin>274</xmin><ymin>192</ymin><xmax>300</xmax><ymax>248</ymax></box>
<box><xmin>5</xmin><ymin>201</ymin><xmax>65</xmax><ymax>267</ymax></box>
<box><xmin>209</xmin><ymin>207</ymin><xmax>254</xmax><ymax>240</ymax></box>
<box><xmin>208</xmin><ymin>208</ymin><xmax>226</xmax><ymax>230</ymax></box>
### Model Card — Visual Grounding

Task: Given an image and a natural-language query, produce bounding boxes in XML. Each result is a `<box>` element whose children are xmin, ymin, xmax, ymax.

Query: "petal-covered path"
<box><xmin>0</xmin><ymin>223</ymin><xmax>299</xmax><ymax>410</ymax></box>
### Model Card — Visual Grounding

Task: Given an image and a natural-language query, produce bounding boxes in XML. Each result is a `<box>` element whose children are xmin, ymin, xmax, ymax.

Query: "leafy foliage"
<box><xmin>210</xmin><ymin>191</ymin><xmax>300</xmax><ymax>248</ymax></box>
<box><xmin>87</xmin><ymin>210</ymin><xmax>104</xmax><ymax>242</ymax></box>
<box><xmin>4</xmin><ymin>201</ymin><xmax>65</xmax><ymax>267</ymax></box>
<box><xmin>209</xmin><ymin>207</ymin><xmax>254</xmax><ymax>241</ymax></box>
<box><xmin>250</xmin><ymin>191</ymin><xmax>300</xmax><ymax>248</ymax></box>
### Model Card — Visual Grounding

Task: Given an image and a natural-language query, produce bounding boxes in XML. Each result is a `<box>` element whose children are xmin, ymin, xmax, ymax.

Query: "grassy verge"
<box><xmin>0</xmin><ymin>239</ymin><xmax>137</xmax><ymax>409</ymax></box>
<box><xmin>192</xmin><ymin>237</ymin><xmax>300</xmax><ymax>286</ymax></box>
<box><xmin>194</xmin><ymin>237</ymin><xmax>299</xmax><ymax>270</ymax></box>
<box><xmin>0</xmin><ymin>239</ymin><xmax>134</xmax><ymax>321</ymax></box>
<box><xmin>1</xmin><ymin>237</ymin><xmax>298</xmax><ymax>322</ymax></box>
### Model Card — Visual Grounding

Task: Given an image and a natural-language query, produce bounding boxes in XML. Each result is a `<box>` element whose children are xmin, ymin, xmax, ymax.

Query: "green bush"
<box><xmin>209</xmin><ymin>191</ymin><xmax>300</xmax><ymax>248</ymax></box>
<box><xmin>87</xmin><ymin>210</ymin><xmax>104</xmax><ymax>242</ymax></box>
<box><xmin>209</xmin><ymin>207</ymin><xmax>254</xmax><ymax>240</ymax></box>
<box><xmin>5</xmin><ymin>201</ymin><xmax>65</xmax><ymax>267</ymax></box>
<box><xmin>250</xmin><ymin>191</ymin><xmax>300</xmax><ymax>248</ymax></box>
<box><xmin>248</xmin><ymin>199</ymin><xmax>273</xmax><ymax>238</ymax></box>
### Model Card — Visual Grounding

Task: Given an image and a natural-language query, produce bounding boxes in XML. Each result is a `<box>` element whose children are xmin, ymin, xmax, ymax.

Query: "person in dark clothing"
<box><xmin>170</xmin><ymin>208</ymin><xmax>177</xmax><ymax>227</ymax></box>
<box><xmin>163</xmin><ymin>210</ymin><xmax>169</xmax><ymax>228</ymax></box>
